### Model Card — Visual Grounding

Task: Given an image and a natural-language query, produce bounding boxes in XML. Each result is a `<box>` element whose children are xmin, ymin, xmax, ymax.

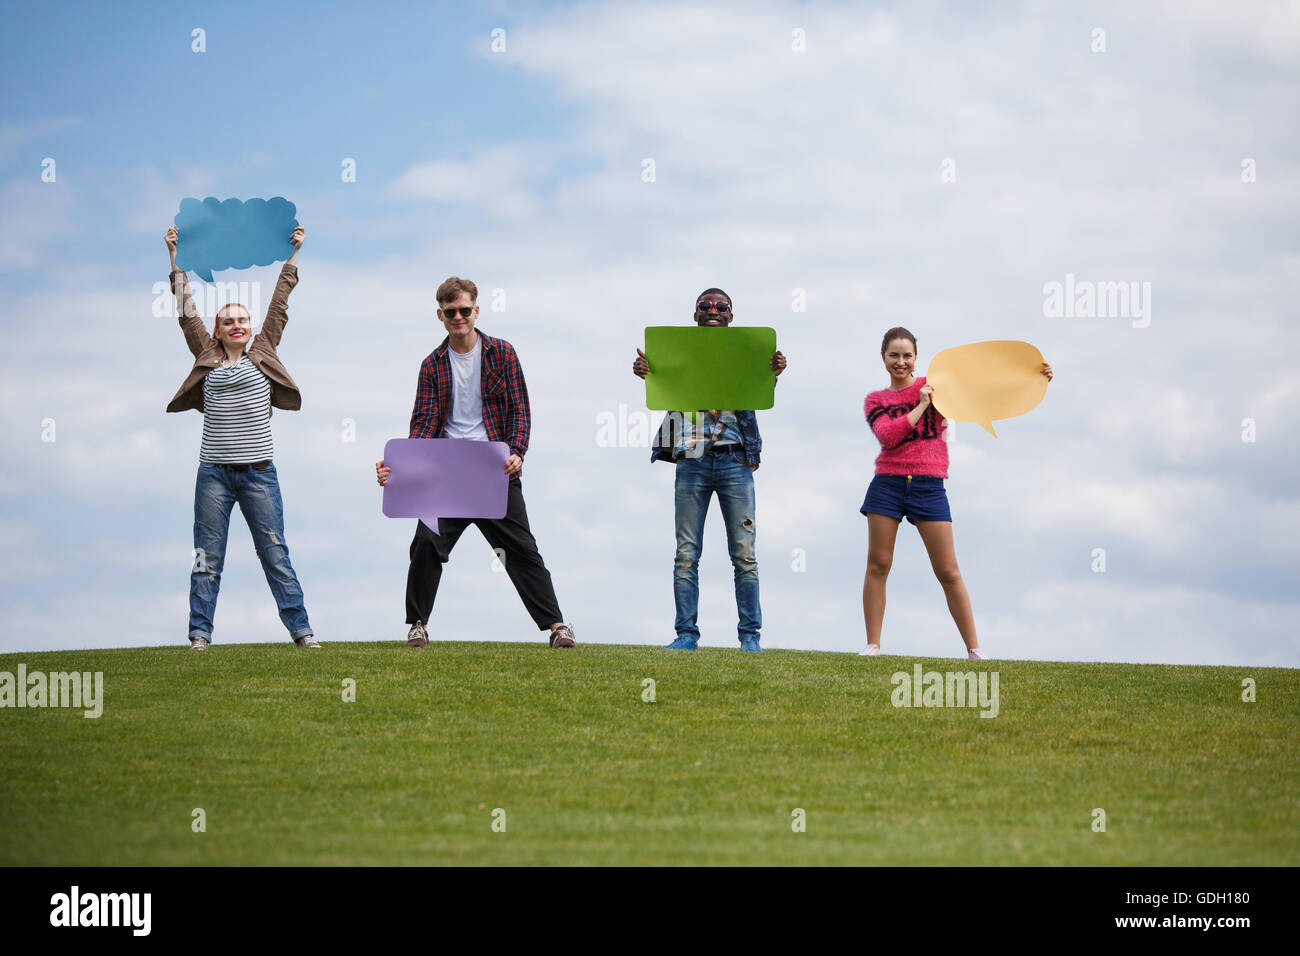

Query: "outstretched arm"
<box><xmin>165</xmin><ymin>226</ymin><xmax>210</xmax><ymax>357</ymax></box>
<box><xmin>256</xmin><ymin>226</ymin><xmax>304</xmax><ymax>351</ymax></box>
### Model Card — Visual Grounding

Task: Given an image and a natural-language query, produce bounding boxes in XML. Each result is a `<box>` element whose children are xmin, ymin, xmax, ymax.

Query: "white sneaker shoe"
<box><xmin>189</xmin><ymin>636</ymin><xmax>209</xmax><ymax>650</ymax></box>
<box><xmin>405</xmin><ymin>621</ymin><xmax>429</xmax><ymax>648</ymax></box>
<box><xmin>859</xmin><ymin>644</ymin><xmax>881</xmax><ymax>657</ymax></box>
<box><xmin>968</xmin><ymin>647</ymin><xmax>987</xmax><ymax>660</ymax></box>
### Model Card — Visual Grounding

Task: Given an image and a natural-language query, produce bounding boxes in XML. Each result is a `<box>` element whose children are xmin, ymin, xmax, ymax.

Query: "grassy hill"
<box><xmin>1</xmin><ymin>642</ymin><xmax>1296</xmax><ymax>865</ymax></box>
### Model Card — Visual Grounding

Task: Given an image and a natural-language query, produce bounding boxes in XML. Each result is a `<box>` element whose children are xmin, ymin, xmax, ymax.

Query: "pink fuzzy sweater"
<box><xmin>863</xmin><ymin>376</ymin><xmax>949</xmax><ymax>478</ymax></box>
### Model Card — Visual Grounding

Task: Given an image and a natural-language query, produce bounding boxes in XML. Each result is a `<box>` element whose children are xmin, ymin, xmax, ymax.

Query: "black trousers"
<box><xmin>405</xmin><ymin>477</ymin><xmax>563</xmax><ymax>630</ymax></box>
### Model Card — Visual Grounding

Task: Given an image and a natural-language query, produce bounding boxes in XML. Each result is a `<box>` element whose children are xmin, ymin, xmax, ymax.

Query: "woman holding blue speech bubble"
<box><xmin>860</xmin><ymin>327</ymin><xmax>1052</xmax><ymax>660</ymax></box>
<box><xmin>164</xmin><ymin>224</ymin><xmax>318</xmax><ymax>651</ymax></box>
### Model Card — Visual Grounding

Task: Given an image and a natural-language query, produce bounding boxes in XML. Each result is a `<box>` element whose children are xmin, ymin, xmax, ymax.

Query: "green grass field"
<box><xmin>1</xmin><ymin>642</ymin><xmax>1297</xmax><ymax>865</ymax></box>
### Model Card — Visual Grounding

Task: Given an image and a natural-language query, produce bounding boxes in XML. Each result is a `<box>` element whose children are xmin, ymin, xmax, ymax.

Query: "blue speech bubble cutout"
<box><xmin>174</xmin><ymin>197</ymin><xmax>299</xmax><ymax>283</ymax></box>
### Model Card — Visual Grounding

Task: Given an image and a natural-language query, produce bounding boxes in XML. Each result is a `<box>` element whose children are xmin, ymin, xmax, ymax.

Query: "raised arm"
<box><xmin>255</xmin><ymin>226</ymin><xmax>304</xmax><ymax>352</ymax></box>
<box><xmin>165</xmin><ymin>226</ymin><xmax>210</xmax><ymax>357</ymax></box>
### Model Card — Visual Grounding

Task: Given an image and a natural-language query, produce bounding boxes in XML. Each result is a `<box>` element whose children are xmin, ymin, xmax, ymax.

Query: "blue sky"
<box><xmin>1</xmin><ymin>1</ymin><xmax>1298</xmax><ymax>666</ymax></box>
<box><xmin>0</xmin><ymin>1</ymin><xmax>571</xmax><ymax>287</ymax></box>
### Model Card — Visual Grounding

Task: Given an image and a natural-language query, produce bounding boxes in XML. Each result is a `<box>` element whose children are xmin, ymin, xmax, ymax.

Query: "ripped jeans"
<box><xmin>672</xmin><ymin>446</ymin><xmax>761</xmax><ymax>643</ymax></box>
<box><xmin>189</xmin><ymin>461</ymin><xmax>313</xmax><ymax>643</ymax></box>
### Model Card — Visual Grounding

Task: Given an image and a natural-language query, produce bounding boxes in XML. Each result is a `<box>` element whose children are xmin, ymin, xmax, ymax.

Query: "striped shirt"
<box><xmin>200</xmin><ymin>354</ymin><xmax>274</xmax><ymax>464</ymax></box>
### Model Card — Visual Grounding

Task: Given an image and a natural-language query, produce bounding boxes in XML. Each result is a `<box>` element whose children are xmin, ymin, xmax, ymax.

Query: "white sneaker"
<box><xmin>968</xmin><ymin>647</ymin><xmax>988</xmax><ymax>660</ymax></box>
<box><xmin>405</xmin><ymin>621</ymin><xmax>429</xmax><ymax>648</ymax></box>
<box><xmin>295</xmin><ymin>635</ymin><xmax>322</xmax><ymax>648</ymax></box>
<box><xmin>189</xmin><ymin>636</ymin><xmax>209</xmax><ymax>650</ymax></box>
<box><xmin>859</xmin><ymin>644</ymin><xmax>881</xmax><ymax>657</ymax></box>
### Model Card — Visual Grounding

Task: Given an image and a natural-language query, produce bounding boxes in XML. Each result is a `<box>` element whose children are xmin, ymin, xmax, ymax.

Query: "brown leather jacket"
<box><xmin>166</xmin><ymin>263</ymin><xmax>303</xmax><ymax>414</ymax></box>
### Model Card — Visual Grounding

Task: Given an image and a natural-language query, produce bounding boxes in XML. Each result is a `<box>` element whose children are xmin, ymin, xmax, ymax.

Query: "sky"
<box><xmin>0</xmin><ymin>0</ymin><xmax>1297</xmax><ymax>666</ymax></box>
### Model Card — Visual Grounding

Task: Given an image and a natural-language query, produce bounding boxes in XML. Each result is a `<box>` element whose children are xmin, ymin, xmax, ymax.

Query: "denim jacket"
<box><xmin>650</xmin><ymin>410</ymin><xmax>762</xmax><ymax>468</ymax></box>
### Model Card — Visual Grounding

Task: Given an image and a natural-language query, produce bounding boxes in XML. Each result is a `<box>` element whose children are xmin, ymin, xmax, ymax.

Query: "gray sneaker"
<box><xmin>189</xmin><ymin>636</ymin><xmax>209</xmax><ymax>650</ymax></box>
<box><xmin>406</xmin><ymin>621</ymin><xmax>429</xmax><ymax>648</ymax></box>
<box><xmin>295</xmin><ymin>635</ymin><xmax>322</xmax><ymax>649</ymax></box>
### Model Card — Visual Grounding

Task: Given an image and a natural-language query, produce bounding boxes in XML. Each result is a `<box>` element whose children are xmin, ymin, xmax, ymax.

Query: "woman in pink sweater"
<box><xmin>861</xmin><ymin>327</ymin><xmax>1052</xmax><ymax>659</ymax></box>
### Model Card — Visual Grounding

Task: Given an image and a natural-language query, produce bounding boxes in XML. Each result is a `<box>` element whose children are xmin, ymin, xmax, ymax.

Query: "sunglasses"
<box><xmin>440</xmin><ymin>306</ymin><xmax>474</xmax><ymax>319</ymax></box>
<box><xmin>696</xmin><ymin>300</ymin><xmax>731</xmax><ymax>314</ymax></box>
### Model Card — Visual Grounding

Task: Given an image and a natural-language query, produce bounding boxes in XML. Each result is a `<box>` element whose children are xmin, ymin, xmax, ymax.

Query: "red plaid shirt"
<box><xmin>408</xmin><ymin>331</ymin><xmax>531</xmax><ymax>470</ymax></box>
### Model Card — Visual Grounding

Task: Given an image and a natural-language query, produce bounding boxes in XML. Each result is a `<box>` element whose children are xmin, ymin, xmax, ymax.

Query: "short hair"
<box><xmin>436</xmin><ymin>276</ymin><xmax>478</xmax><ymax>306</ymax></box>
<box><xmin>881</xmin><ymin>326</ymin><xmax>918</xmax><ymax>356</ymax></box>
<box><xmin>697</xmin><ymin>287</ymin><xmax>731</xmax><ymax>307</ymax></box>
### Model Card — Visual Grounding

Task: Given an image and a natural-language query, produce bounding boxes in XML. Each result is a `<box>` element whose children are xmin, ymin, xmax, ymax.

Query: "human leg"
<box><xmin>671</xmin><ymin>456</ymin><xmax>714</xmax><ymax>644</ymax></box>
<box><xmin>915</xmin><ymin>519</ymin><xmax>979</xmax><ymax>652</ymax></box>
<box><xmin>189</xmin><ymin>464</ymin><xmax>237</xmax><ymax>643</ymax></box>
<box><xmin>236</xmin><ymin>462</ymin><xmax>313</xmax><ymax>641</ymax></box>
<box><xmin>405</xmin><ymin>515</ymin><xmax>471</xmax><ymax>627</ymax></box>
<box><xmin>473</xmin><ymin>478</ymin><xmax>565</xmax><ymax>633</ymax></box>
<box><xmin>863</xmin><ymin>512</ymin><xmax>901</xmax><ymax>648</ymax></box>
<box><xmin>715</xmin><ymin>451</ymin><xmax>760</xmax><ymax>646</ymax></box>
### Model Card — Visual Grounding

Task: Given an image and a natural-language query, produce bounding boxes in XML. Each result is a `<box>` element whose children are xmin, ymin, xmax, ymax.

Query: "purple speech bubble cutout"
<box><xmin>381</xmin><ymin>438</ymin><xmax>510</xmax><ymax>534</ymax></box>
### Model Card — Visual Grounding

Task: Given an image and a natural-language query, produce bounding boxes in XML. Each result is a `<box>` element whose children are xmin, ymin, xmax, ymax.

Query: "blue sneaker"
<box><xmin>739</xmin><ymin>636</ymin><xmax>762</xmax><ymax>653</ymax></box>
<box><xmin>664</xmin><ymin>635</ymin><xmax>699</xmax><ymax>650</ymax></box>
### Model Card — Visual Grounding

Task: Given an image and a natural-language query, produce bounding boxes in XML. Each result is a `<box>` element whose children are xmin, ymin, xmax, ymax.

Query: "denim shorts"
<box><xmin>860</xmin><ymin>474</ymin><xmax>951</xmax><ymax>525</ymax></box>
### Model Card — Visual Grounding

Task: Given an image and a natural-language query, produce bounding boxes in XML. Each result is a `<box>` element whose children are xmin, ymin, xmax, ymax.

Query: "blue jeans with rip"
<box><xmin>189</xmin><ymin>461</ymin><xmax>313</xmax><ymax>643</ymax></box>
<box><xmin>673</xmin><ymin>447</ymin><xmax>761</xmax><ymax>643</ymax></box>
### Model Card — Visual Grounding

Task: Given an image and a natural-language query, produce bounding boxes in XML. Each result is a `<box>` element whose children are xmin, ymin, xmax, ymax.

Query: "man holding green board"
<box><xmin>633</xmin><ymin>288</ymin><xmax>786</xmax><ymax>652</ymax></box>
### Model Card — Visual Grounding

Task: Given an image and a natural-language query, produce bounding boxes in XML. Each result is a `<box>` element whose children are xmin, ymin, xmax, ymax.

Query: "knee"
<box><xmin>414</xmin><ymin>545</ymin><xmax>449</xmax><ymax>567</ymax></box>
<box><xmin>674</xmin><ymin>546</ymin><xmax>699</xmax><ymax>572</ymax></box>
<box><xmin>410</xmin><ymin>534</ymin><xmax>438</xmax><ymax>561</ymax></box>
<box><xmin>866</xmin><ymin>556</ymin><xmax>892</xmax><ymax>578</ymax></box>
<box><xmin>255</xmin><ymin>531</ymin><xmax>286</xmax><ymax>559</ymax></box>
<box><xmin>730</xmin><ymin>541</ymin><xmax>758</xmax><ymax>575</ymax></box>
<box><xmin>935</xmin><ymin>566</ymin><xmax>962</xmax><ymax>587</ymax></box>
<box><xmin>191</xmin><ymin>547</ymin><xmax>222</xmax><ymax>576</ymax></box>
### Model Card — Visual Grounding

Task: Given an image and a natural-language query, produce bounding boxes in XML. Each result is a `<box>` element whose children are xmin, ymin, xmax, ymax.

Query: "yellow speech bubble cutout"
<box><xmin>925</xmin><ymin>340</ymin><xmax>1047</xmax><ymax>438</ymax></box>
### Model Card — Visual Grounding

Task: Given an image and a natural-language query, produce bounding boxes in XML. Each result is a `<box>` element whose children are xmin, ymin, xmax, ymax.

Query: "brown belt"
<box><xmin>219</xmin><ymin>460</ymin><xmax>271</xmax><ymax>471</ymax></box>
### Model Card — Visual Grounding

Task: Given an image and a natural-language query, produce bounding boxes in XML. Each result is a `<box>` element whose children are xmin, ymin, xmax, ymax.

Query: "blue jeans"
<box><xmin>189</xmin><ymin>462</ymin><xmax>312</xmax><ymax>643</ymax></box>
<box><xmin>673</xmin><ymin>447</ymin><xmax>761</xmax><ymax>643</ymax></box>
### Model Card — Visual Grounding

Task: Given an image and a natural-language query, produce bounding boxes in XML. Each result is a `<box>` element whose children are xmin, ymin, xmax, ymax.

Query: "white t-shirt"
<box><xmin>442</xmin><ymin>337</ymin><xmax>489</xmax><ymax>441</ymax></box>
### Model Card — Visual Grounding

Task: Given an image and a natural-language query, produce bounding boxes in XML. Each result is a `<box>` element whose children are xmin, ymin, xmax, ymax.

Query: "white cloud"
<box><xmin>386</xmin><ymin>144</ymin><xmax>551</xmax><ymax>218</ymax></box>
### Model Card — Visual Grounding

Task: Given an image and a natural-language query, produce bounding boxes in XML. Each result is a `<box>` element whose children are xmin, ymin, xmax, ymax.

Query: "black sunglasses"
<box><xmin>696</xmin><ymin>300</ymin><xmax>731</xmax><ymax>314</ymax></box>
<box><xmin>440</xmin><ymin>306</ymin><xmax>474</xmax><ymax>319</ymax></box>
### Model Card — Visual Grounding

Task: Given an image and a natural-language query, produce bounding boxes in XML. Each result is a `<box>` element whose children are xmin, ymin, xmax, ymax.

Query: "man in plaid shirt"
<box><xmin>376</xmin><ymin>276</ymin><xmax>575</xmax><ymax>649</ymax></box>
